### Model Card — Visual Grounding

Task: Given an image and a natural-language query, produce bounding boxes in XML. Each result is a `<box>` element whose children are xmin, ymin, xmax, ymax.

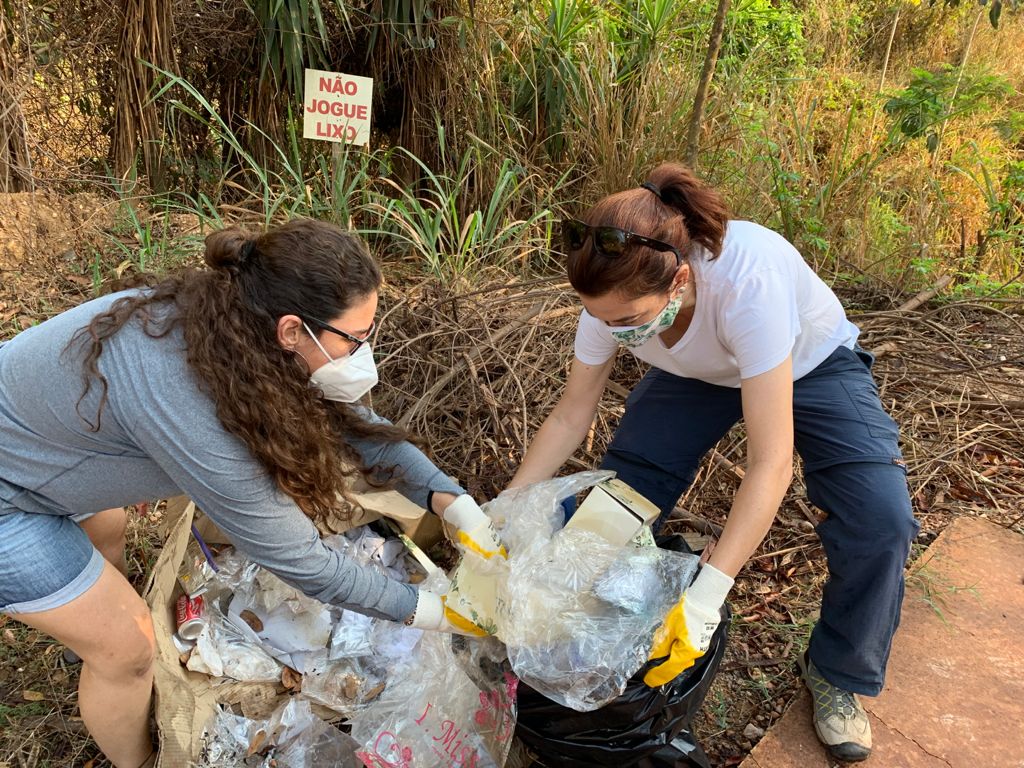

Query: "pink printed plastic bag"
<box><xmin>351</xmin><ymin>634</ymin><xmax>517</xmax><ymax>768</ymax></box>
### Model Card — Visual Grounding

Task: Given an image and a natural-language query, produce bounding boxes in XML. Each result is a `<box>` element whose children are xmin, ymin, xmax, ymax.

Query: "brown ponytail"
<box><xmin>203</xmin><ymin>228</ymin><xmax>254</xmax><ymax>274</ymax></box>
<box><xmin>567</xmin><ymin>163</ymin><xmax>730</xmax><ymax>298</ymax></box>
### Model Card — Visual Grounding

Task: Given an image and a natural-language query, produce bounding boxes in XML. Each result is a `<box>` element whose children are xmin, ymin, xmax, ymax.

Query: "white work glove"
<box><xmin>644</xmin><ymin>563</ymin><xmax>733</xmax><ymax>687</ymax></box>
<box><xmin>406</xmin><ymin>590</ymin><xmax>489</xmax><ymax>637</ymax></box>
<box><xmin>441</xmin><ymin>494</ymin><xmax>507</xmax><ymax>560</ymax></box>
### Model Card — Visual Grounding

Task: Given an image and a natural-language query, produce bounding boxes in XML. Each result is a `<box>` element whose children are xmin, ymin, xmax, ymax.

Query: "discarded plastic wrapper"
<box><xmin>296</xmin><ymin>619</ymin><xmax>422</xmax><ymax>717</ymax></box>
<box><xmin>177</xmin><ymin>536</ymin><xmax>217</xmax><ymax>598</ymax></box>
<box><xmin>329</xmin><ymin>609</ymin><xmax>375</xmax><ymax>659</ymax></box>
<box><xmin>186</xmin><ymin>595</ymin><xmax>282</xmax><ymax>683</ymax></box>
<box><xmin>226</xmin><ymin>592</ymin><xmax>333</xmax><ymax>673</ymax></box>
<box><xmin>199</xmin><ymin>696</ymin><xmax>362</xmax><ymax>768</ymax></box>
<box><xmin>452</xmin><ymin>471</ymin><xmax>700</xmax><ymax>712</ymax></box>
<box><xmin>299</xmin><ymin>652</ymin><xmax>387</xmax><ymax>718</ymax></box>
<box><xmin>350</xmin><ymin>628</ymin><xmax>518</xmax><ymax>768</ymax></box>
<box><xmin>323</xmin><ymin>527</ymin><xmax>414</xmax><ymax>583</ymax></box>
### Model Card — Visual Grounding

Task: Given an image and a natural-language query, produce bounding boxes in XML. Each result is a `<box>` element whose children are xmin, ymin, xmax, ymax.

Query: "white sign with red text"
<box><xmin>303</xmin><ymin>68</ymin><xmax>373</xmax><ymax>146</ymax></box>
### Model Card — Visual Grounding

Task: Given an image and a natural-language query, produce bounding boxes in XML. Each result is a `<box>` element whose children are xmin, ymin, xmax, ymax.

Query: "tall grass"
<box><xmin>80</xmin><ymin>0</ymin><xmax>1024</xmax><ymax>295</ymax></box>
<box><xmin>141</xmin><ymin>68</ymin><xmax>563</xmax><ymax>282</ymax></box>
<box><xmin>363</xmin><ymin>139</ymin><xmax>564</xmax><ymax>278</ymax></box>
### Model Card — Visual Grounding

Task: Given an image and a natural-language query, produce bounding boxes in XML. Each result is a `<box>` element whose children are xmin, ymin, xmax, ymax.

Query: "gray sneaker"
<box><xmin>798</xmin><ymin>652</ymin><xmax>872</xmax><ymax>762</ymax></box>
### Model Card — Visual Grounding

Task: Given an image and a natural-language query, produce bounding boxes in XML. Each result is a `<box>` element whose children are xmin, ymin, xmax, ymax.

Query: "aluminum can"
<box><xmin>175</xmin><ymin>593</ymin><xmax>204</xmax><ymax>640</ymax></box>
<box><xmin>171</xmin><ymin>632</ymin><xmax>196</xmax><ymax>654</ymax></box>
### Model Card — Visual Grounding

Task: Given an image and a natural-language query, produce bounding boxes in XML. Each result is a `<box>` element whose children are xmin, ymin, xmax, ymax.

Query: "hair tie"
<box><xmin>640</xmin><ymin>181</ymin><xmax>663</xmax><ymax>200</ymax></box>
<box><xmin>240</xmin><ymin>240</ymin><xmax>257</xmax><ymax>264</ymax></box>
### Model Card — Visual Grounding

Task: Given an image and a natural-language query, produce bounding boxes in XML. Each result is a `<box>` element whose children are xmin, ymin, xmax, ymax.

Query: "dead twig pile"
<box><xmin>372</xmin><ymin>276</ymin><xmax>648</xmax><ymax>500</ymax></box>
<box><xmin>373</xmin><ymin>277</ymin><xmax>1024</xmax><ymax>536</ymax></box>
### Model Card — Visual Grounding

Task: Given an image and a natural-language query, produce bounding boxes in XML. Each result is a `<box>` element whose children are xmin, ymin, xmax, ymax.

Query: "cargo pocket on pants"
<box><xmin>840</xmin><ymin>379</ymin><xmax>899</xmax><ymax>441</ymax></box>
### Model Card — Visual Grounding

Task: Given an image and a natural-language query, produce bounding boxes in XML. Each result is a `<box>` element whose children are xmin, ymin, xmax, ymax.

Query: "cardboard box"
<box><xmin>563</xmin><ymin>478</ymin><xmax>660</xmax><ymax>546</ymax></box>
<box><xmin>321</xmin><ymin>480</ymin><xmax>445</xmax><ymax>550</ymax></box>
<box><xmin>144</xmin><ymin>487</ymin><xmax>438</xmax><ymax>765</ymax></box>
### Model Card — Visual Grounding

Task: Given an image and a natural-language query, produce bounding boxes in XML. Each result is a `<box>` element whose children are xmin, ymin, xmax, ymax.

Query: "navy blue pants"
<box><xmin>601</xmin><ymin>345</ymin><xmax>918</xmax><ymax>696</ymax></box>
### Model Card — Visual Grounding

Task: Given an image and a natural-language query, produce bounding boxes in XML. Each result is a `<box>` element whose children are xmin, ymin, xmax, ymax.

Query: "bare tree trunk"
<box><xmin>0</xmin><ymin>8</ymin><xmax>32</xmax><ymax>192</ymax></box>
<box><xmin>111</xmin><ymin>0</ymin><xmax>175</xmax><ymax>191</ymax></box>
<box><xmin>684</xmin><ymin>0</ymin><xmax>730</xmax><ymax>170</ymax></box>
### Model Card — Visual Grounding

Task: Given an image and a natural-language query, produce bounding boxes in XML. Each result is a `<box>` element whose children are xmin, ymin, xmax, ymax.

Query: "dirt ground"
<box><xmin>1</xmin><ymin>192</ymin><xmax>1022</xmax><ymax>767</ymax></box>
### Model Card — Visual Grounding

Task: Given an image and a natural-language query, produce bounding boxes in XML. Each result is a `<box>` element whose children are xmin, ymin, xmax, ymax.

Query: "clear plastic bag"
<box><xmin>205</xmin><ymin>550</ymin><xmax>260</xmax><ymax>600</ymax></box>
<box><xmin>186</xmin><ymin>595</ymin><xmax>282</xmax><ymax>683</ymax></box>
<box><xmin>349</xmin><ymin>632</ymin><xmax>518</xmax><ymax>768</ymax></box>
<box><xmin>325</xmin><ymin>528</ymin><xmax>411</xmax><ymax>582</ymax></box>
<box><xmin>476</xmin><ymin>472</ymin><xmax>701</xmax><ymax>712</ymax></box>
<box><xmin>197</xmin><ymin>708</ymin><xmax>263</xmax><ymax>767</ymax></box>
<box><xmin>329</xmin><ymin>609</ymin><xmax>376</xmax><ymax>659</ymax></box>
<box><xmin>263</xmin><ymin>698</ymin><xmax>362</xmax><ymax>767</ymax></box>
<box><xmin>299</xmin><ymin>650</ymin><xmax>387</xmax><ymax>718</ymax></box>
<box><xmin>199</xmin><ymin>698</ymin><xmax>361</xmax><ymax>768</ymax></box>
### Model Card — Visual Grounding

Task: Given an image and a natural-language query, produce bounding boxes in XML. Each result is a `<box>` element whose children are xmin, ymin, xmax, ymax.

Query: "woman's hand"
<box><xmin>644</xmin><ymin>563</ymin><xmax>734</xmax><ymax>686</ymax></box>
<box><xmin>406</xmin><ymin>590</ymin><xmax>489</xmax><ymax>636</ymax></box>
<box><xmin>438</xmin><ymin>494</ymin><xmax>507</xmax><ymax>560</ymax></box>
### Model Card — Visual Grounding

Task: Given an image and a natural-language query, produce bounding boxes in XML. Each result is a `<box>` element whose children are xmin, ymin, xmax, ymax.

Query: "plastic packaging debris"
<box><xmin>186</xmin><ymin>602</ymin><xmax>282</xmax><ymax>683</ymax></box>
<box><xmin>199</xmin><ymin>697</ymin><xmax>362</xmax><ymax>768</ymax></box>
<box><xmin>177</xmin><ymin>535</ymin><xmax>217</xmax><ymax>598</ymax></box>
<box><xmin>298</xmin><ymin>651</ymin><xmax>387</xmax><ymax>717</ymax></box>
<box><xmin>324</xmin><ymin>527</ymin><xmax>412</xmax><ymax>582</ymax></box>
<box><xmin>329</xmin><ymin>609</ymin><xmax>375</xmax><ymax>659</ymax></box>
<box><xmin>298</xmin><ymin>618</ymin><xmax>424</xmax><ymax>716</ymax></box>
<box><xmin>226</xmin><ymin>592</ymin><xmax>334</xmax><ymax>673</ymax></box>
<box><xmin>181</xmin><ymin>525</ymin><xmax>430</xmax><ymax>691</ymax></box>
<box><xmin>350</xmin><ymin>631</ymin><xmax>518</xmax><ymax>768</ymax></box>
<box><xmin>205</xmin><ymin>549</ymin><xmax>260</xmax><ymax>598</ymax></box>
<box><xmin>460</xmin><ymin>471</ymin><xmax>700</xmax><ymax>711</ymax></box>
<box><xmin>516</xmin><ymin>586</ymin><xmax>729</xmax><ymax>768</ymax></box>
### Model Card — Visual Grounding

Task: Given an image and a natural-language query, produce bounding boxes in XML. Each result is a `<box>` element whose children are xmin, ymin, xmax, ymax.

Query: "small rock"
<box><xmin>743</xmin><ymin>723</ymin><xmax>765</xmax><ymax>740</ymax></box>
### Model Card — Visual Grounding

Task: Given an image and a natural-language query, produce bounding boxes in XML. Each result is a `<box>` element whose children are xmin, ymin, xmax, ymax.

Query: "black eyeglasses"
<box><xmin>307</xmin><ymin>318</ymin><xmax>376</xmax><ymax>352</ymax></box>
<box><xmin>560</xmin><ymin>219</ymin><xmax>683</xmax><ymax>266</ymax></box>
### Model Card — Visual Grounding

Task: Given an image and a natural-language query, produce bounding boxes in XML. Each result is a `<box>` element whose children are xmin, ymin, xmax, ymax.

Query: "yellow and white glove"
<box><xmin>644</xmin><ymin>563</ymin><xmax>733</xmax><ymax>687</ymax></box>
<box><xmin>441</xmin><ymin>494</ymin><xmax>508</xmax><ymax>561</ymax></box>
<box><xmin>407</xmin><ymin>590</ymin><xmax>489</xmax><ymax>637</ymax></box>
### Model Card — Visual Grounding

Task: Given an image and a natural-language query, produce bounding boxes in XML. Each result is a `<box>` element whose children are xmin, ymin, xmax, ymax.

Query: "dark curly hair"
<box><xmin>68</xmin><ymin>219</ymin><xmax>408</xmax><ymax>521</ymax></box>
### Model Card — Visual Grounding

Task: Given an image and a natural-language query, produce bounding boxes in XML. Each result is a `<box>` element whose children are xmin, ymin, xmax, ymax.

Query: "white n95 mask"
<box><xmin>303</xmin><ymin>322</ymin><xmax>379</xmax><ymax>402</ymax></box>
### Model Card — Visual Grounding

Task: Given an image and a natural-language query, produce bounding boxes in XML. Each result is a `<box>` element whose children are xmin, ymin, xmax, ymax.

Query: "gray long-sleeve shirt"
<box><xmin>0</xmin><ymin>291</ymin><xmax>463</xmax><ymax>621</ymax></box>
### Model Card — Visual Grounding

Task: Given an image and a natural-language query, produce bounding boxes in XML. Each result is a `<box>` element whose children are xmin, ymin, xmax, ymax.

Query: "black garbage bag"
<box><xmin>514</xmin><ymin>535</ymin><xmax>728</xmax><ymax>768</ymax></box>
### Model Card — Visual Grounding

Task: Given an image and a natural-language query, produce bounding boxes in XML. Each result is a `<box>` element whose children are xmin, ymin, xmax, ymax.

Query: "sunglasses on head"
<box><xmin>560</xmin><ymin>219</ymin><xmax>682</xmax><ymax>266</ymax></box>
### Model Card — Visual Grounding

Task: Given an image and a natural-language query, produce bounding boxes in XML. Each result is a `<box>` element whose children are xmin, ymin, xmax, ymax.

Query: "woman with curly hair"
<box><xmin>0</xmin><ymin>219</ymin><xmax>502</xmax><ymax>767</ymax></box>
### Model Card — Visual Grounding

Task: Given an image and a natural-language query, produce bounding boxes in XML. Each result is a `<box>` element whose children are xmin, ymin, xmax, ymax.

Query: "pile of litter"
<box><xmin>173</xmin><ymin>473</ymin><xmax>705</xmax><ymax>767</ymax></box>
<box><xmin>177</xmin><ymin>523</ymin><xmax>519</xmax><ymax>767</ymax></box>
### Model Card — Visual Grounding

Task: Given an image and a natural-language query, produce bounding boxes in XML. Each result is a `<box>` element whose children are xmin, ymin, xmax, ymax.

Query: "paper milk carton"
<box><xmin>563</xmin><ymin>477</ymin><xmax>661</xmax><ymax>546</ymax></box>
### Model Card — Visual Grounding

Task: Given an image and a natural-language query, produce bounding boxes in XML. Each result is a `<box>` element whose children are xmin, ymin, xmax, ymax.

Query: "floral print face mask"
<box><xmin>609</xmin><ymin>293</ymin><xmax>684</xmax><ymax>348</ymax></box>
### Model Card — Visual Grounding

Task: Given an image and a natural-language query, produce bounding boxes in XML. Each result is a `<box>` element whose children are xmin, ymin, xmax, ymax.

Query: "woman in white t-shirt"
<box><xmin>509</xmin><ymin>163</ymin><xmax>917</xmax><ymax>763</ymax></box>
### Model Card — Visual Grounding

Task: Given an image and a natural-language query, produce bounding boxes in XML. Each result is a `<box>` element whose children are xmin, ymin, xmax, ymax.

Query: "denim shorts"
<box><xmin>0</xmin><ymin>506</ymin><xmax>105</xmax><ymax>615</ymax></box>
